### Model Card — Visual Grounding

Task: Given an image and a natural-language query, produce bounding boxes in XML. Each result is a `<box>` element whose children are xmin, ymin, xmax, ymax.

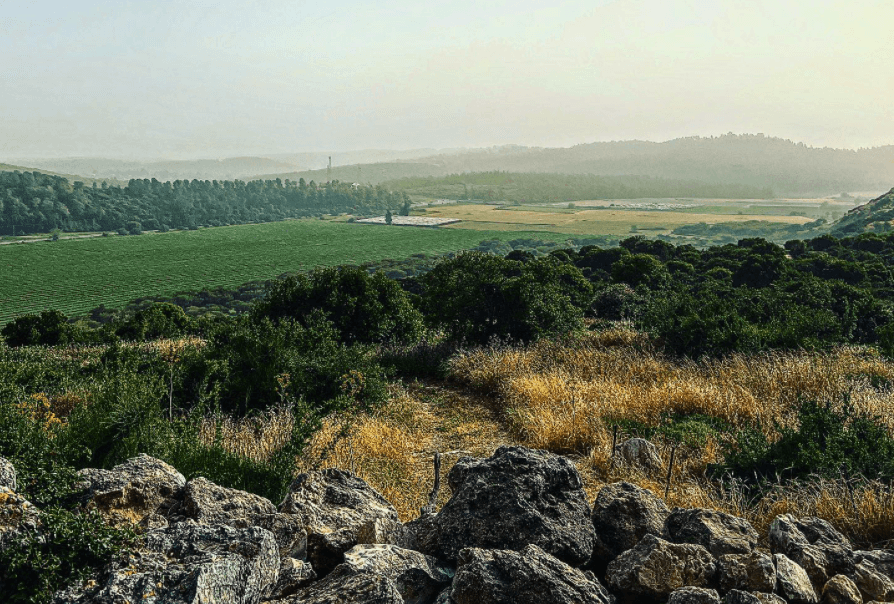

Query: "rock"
<box><xmin>171</xmin><ymin>476</ymin><xmax>307</xmax><ymax>558</ymax></box>
<box><xmin>591</xmin><ymin>481</ymin><xmax>670</xmax><ymax>564</ymax></box>
<box><xmin>269</xmin><ymin>558</ymin><xmax>317</xmax><ymax>599</ymax></box>
<box><xmin>723</xmin><ymin>591</ymin><xmax>762</xmax><ymax>604</ymax></box>
<box><xmin>821</xmin><ymin>574</ymin><xmax>863</xmax><ymax>604</ymax></box>
<box><xmin>775</xmin><ymin>553</ymin><xmax>819</xmax><ymax>604</ymax></box>
<box><xmin>666</xmin><ymin>508</ymin><xmax>759</xmax><ymax>557</ymax></box>
<box><xmin>717</xmin><ymin>552</ymin><xmax>777</xmax><ymax>593</ymax></box>
<box><xmin>856</xmin><ymin>550</ymin><xmax>894</xmax><ymax>582</ymax></box>
<box><xmin>340</xmin><ymin>544</ymin><xmax>453</xmax><ymax>604</ymax></box>
<box><xmin>279</xmin><ymin>468</ymin><xmax>400</xmax><ymax>575</ymax></box>
<box><xmin>76</xmin><ymin>454</ymin><xmax>185</xmax><ymax>525</ymax></box>
<box><xmin>616</xmin><ymin>438</ymin><xmax>663</xmax><ymax>474</ymax></box>
<box><xmin>0</xmin><ymin>486</ymin><xmax>38</xmax><ymax>552</ymax></box>
<box><xmin>0</xmin><ymin>457</ymin><xmax>16</xmax><ymax>492</ymax></box>
<box><xmin>606</xmin><ymin>534</ymin><xmax>717</xmax><ymax>602</ymax></box>
<box><xmin>769</xmin><ymin>515</ymin><xmax>854</xmax><ymax>585</ymax></box>
<box><xmin>410</xmin><ymin>446</ymin><xmax>595</xmax><ymax>566</ymax></box>
<box><xmin>57</xmin><ymin>521</ymin><xmax>279</xmax><ymax>604</ymax></box>
<box><xmin>752</xmin><ymin>594</ymin><xmax>786</xmax><ymax>604</ymax></box>
<box><xmin>450</xmin><ymin>544</ymin><xmax>615</xmax><ymax>604</ymax></box>
<box><xmin>852</xmin><ymin>559</ymin><xmax>894</xmax><ymax>603</ymax></box>
<box><xmin>434</xmin><ymin>587</ymin><xmax>453</xmax><ymax>604</ymax></box>
<box><xmin>668</xmin><ymin>586</ymin><xmax>721</xmax><ymax>604</ymax></box>
<box><xmin>281</xmin><ymin>566</ymin><xmax>403</xmax><ymax>603</ymax></box>
<box><xmin>356</xmin><ymin>516</ymin><xmax>408</xmax><ymax>547</ymax></box>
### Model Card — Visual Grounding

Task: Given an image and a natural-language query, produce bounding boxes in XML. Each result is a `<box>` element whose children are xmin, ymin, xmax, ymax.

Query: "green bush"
<box><xmin>717</xmin><ymin>399</ymin><xmax>894</xmax><ymax>484</ymax></box>
<box><xmin>0</xmin><ymin>507</ymin><xmax>136</xmax><ymax>604</ymax></box>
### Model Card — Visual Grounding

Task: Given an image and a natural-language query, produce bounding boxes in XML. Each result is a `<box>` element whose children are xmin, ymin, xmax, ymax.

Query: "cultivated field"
<box><xmin>0</xmin><ymin>220</ymin><xmax>569</xmax><ymax>323</ymax></box>
<box><xmin>418</xmin><ymin>201</ymin><xmax>817</xmax><ymax>235</ymax></box>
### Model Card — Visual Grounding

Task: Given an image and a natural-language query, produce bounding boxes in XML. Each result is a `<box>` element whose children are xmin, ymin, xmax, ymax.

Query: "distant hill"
<box><xmin>261</xmin><ymin>135</ymin><xmax>894</xmax><ymax>197</ymax></box>
<box><xmin>0</xmin><ymin>162</ymin><xmax>121</xmax><ymax>187</ymax></box>
<box><xmin>7</xmin><ymin>157</ymin><xmax>303</xmax><ymax>182</ymax></box>
<box><xmin>830</xmin><ymin>188</ymin><xmax>894</xmax><ymax>236</ymax></box>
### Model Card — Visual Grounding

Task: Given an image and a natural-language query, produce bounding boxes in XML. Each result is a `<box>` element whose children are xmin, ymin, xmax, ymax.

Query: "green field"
<box><xmin>0</xmin><ymin>220</ymin><xmax>573</xmax><ymax>323</ymax></box>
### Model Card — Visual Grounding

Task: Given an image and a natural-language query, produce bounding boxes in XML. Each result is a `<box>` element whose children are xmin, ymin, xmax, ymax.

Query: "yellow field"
<box><xmin>419</xmin><ymin>203</ymin><xmax>813</xmax><ymax>236</ymax></box>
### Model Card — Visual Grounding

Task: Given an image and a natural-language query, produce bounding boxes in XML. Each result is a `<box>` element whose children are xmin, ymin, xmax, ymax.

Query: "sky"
<box><xmin>1</xmin><ymin>0</ymin><xmax>892</xmax><ymax>159</ymax></box>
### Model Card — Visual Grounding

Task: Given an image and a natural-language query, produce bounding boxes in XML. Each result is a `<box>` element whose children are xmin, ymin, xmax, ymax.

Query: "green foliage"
<box><xmin>0</xmin><ymin>507</ymin><xmax>137</xmax><ymax>604</ymax></box>
<box><xmin>718</xmin><ymin>400</ymin><xmax>894</xmax><ymax>483</ymax></box>
<box><xmin>421</xmin><ymin>252</ymin><xmax>592</xmax><ymax>345</ymax></box>
<box><xmin>253</xmin><ymin>267</ymin><xmax>423</xmax><ymax>345</ymax></box>
<box><xmin>2</xmin><ymin>311</ymin><xmax>72</xmax><ymax>347</ymax></box>
<box><xmin>115</xmin><ymin>302</ymin><xmax>193</xmax><ymax>341</ymax></box>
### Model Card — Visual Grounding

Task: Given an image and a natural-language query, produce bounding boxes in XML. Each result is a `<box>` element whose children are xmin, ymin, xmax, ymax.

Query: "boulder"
<box><xmin>717</xmin><ymin>552</ymin><xmax>777</xmax><ymax>593</ymax></box>
<box><xmin>775</xmin><ymin>553</ymin><xmax>819</xmax><ymax>604</ymax></box>
<box><xmin>769</xmin><ymin>515</ymin><xmax>854</xmax><ymax>585</ymax></box>
<box><xmin>821</xmin><ymin>574</ymin><xmax>863</xmax><ymax>604</ymax></box>
<box><xmin>279</xmin><ymin>468</ymin><xmax>401</xmax><ymax>575</ymax></box>
<box><xmin>269</xmin><ymin>558</ymin><xmax>317</xmax><ymax>599</ymax></box>
<box><xmin>723</xmin><ymin>591</ymin><xmax>762</xmax><ymax>604</ymax></box>
<box><xmin>279</xmin><ymin>566</ymin><xmax>403</xmax><ymax>604</ymax></box>
<box><xmin>856</xmin><ymin>550</ymin><xmax>894</xmax><ymax>582</ymax></box>
<box><xmin>0</xmin><ymin>486</ymin><xmax>38</xmax><ymax>552</ymax></box>
<box><xmin>666</xmin><ymin>508</ymin><xmax>759</xmax><ymax>557</ymax></box>
<box><xmin>0</xmin><ymin>457</ymin><xmax>16</xmax><ymax>492</ymax></box>
<box><xmin>76</xmin><ymin>454</ymin><xmax>185</xmax><ymax>525</ymax></box>
<box><xmin>591</xmin><ymin>481</ymin><xmax>670</xmax><ymax>564</ymax></box>
<box><xmin>852</xmin><ymin>559</ymin><xmax>894</xmax><ymax>603</ymax></box>
<box><xmin>606</xmin><ymin>534</ymin><xmax>717</xmax><ymax>602</ymax></box>
<box><xmin>170</xmin><ymin>476</ymin><xmax>307</xmax><ymax>558</ymax></box>
<box><xmin>668</xmin><ymin>587</ymin><xmax>721</xmax><ymax>604</ymax></box>
<box><xmin>450</xmin><ymin>544</ymin><xmax>615</xmax><ymax>604</ymax></box>
<box><xmin>410</xmin><ymin>446</ymin><xmax>595</xmax><ymax>566</ymax></box>
<box><xmin>615</xmin><ymin>438</ymin><xmax>663</xmax><ymax>474</ymax></box>
<box><xmin>752</xmin><ymin>594</ymin><xmax>787</xmax><ymax>604</ymax></box>
<box><xmin>340</xmin><ymin>544</ymin><xmax>453</xmax><ymax>604</ymax></box>
<box><xmin>55</xmin><ymin>521</ymin><xmax>279</xmax><ymax>604</ymax></box>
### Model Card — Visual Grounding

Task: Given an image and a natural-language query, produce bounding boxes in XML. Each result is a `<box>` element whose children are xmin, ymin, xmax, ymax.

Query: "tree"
<box><xmin>399</xmin><ymin>199</ymin><xmax>411</xmax><ymax>216</ymax></box>
<box><xmin>385</xmin><ymin>209</ymin><xmax>393</xmax><ymax>225</ymax></box>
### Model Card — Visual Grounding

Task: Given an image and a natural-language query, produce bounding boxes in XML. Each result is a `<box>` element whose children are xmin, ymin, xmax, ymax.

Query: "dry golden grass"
<box><xmin>204</xmin><ymin>329</ymin><xmax>894</xmax><ymax>545</ymax></box>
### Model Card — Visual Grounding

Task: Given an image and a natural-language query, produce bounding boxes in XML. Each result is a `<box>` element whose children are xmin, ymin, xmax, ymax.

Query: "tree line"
<box><xmin>0</xmin><ymin>171</ymin><xmax>410</xmax><ymax>235</ymax></box>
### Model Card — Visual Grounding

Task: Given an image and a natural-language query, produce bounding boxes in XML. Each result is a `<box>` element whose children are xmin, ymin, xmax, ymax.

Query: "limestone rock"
<box><xmin>606</xmin><ymin>534</ymin><xmax>717</xmax><ymax>602</ymax></box>
<box><xmin>821</xmin><ymin>574</ymin><xmax>863</xmax><ymax>604</ymax></box>
<box><xmin>752</xmin><ymin>594</ymin><xmax>787</xmax><ymax>604</ymax></box>
<box><xmin>769</xmin><ymin>515</ymin><xmax>854</xmax><ymax>585</ymax></box>
<box><xmin>668</xmin><ymin>587</ymin><xmax>721</xmax><ymax>604</ymax></box>
<box><xmin>0</xmin><ymin>486</ymin><xmax>38</xmax><ymax>552</ymax></box>
<box><xmin>718</xmin><ymin>552</ymin><xmax>777</xmax><ymax>593</ymax></box>
<box><xmin>279</xmin><ymin>468</ymin><xmax>400</xmax><ymax>575</ymax></box>
<box><xmin>0</xmin><ymin>457</ymin><xmax>16</xmax><ymax>492</ymax></box>
<box><xmin>723</xmin><ymin>590</ymin><xmax>763</xmax><ymax>604</ymax></box>
<box><xmin>775</xmin><ymin>553</ymin><xmax>819</xmax><ymax>604</ymax></box>
<box><xmin>356</xmin><ymin>516</ymin><xmax>408</xmax><ymax>548</ymax></box>
<box><xmin>410</xmin><ymin>446</ymin><xmax>595</xmax><ymax>566</ymax></box>
<box><xmin>591</xmin><ymin>481</ymin><xmax>670</xmax><ymax>564</ymax></box>
<box><xmin>280</xmin><ymin>566</ymin><xmax>404</xmax><ymax>603</ymax></box>
<box><xmin>451</xmin><ymin>544</ymin><xmax>615</xmax><ymax>604</ymax></box>
<box><xmin>615</xmin><ymin>438</ymin><xmax>663</xmax><ymax>474</ymax></box>
<box><xmin>852</xmin><ymin>559</ymin><xmax>894</xmax><ymax>603</ymax></box>
<box><xmin>269</xmin><ymin>558</ymin><xmax>317</xmax><ymax>599</ymax></box>
<box><xmin>666</xmin><ymin>508</ymin><xmax>759</xmax><ymax>557</ymax></box>
<box><xmin>171</xmin><ymin>476</ymin><xmax>307</xmax><ymax>558</ymax></box>
<box><xmin>56</xmin><ymin>521</ymin><xmax>279</xmax><ymax>604</ymax></box>
<box><xmin>76</xmin><ymin>454</ymin><xmax>185</xmax><ymax>525</ymax></box>
<box><xmin>339</xmin><ymin>544</ymin><xmax>453</xmax><ymax>604</ymax></box>
<box><xmin>856</xmin><ymin>550</ymin><xmax>894</xmax><ymax>582</ymax></box>
<box><xmin>434</xmin><ymin>587</ymin><xmax>453</xmax><ymax>604</ymax></box>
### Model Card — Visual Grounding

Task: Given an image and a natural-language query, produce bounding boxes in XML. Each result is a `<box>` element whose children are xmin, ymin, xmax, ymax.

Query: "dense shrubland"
<box><xmin>0</xmin><ymin>170</ymin><xmax>409</xmax><ymax>235</ymax></box>
<box><xmin>6</xmin><ymin>231</ymin><xmax>894</xmax><ymax>597</ymax></box>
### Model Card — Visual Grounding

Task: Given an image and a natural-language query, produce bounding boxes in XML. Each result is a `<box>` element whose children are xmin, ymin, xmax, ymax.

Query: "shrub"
<box><xmin>2</xmin><ymin>311</ymin><xmax>72</xmax><ymax>348</ymax></box>
<box><xmin>0</xmin><ymin>507</ymin><xmax>136</xmax><ymax>604</ymax></box>
<box><xmin>717</xmin><ymin>399</ymin><xmax>894</xmax><ymax>484</ymax></box>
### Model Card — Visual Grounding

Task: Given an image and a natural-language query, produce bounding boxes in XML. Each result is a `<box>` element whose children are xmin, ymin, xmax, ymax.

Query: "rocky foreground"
<box><xmin>2</xmin><ymin>446</ymin><xmax>893</xmax><ymax>604</ymax></box>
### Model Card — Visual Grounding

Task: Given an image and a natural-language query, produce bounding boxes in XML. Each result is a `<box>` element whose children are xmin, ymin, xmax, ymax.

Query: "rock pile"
<box><xmin>0</xmin><ymin>444</ymin><xmax>892</xmax><ymax>604</ymax></box>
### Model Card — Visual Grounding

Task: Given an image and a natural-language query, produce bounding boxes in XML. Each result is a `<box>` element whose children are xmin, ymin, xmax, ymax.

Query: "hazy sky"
<box><xmin>2</xmin><ymin>0</ymin><xmax>892</xmax><ymax>159</ymax></box>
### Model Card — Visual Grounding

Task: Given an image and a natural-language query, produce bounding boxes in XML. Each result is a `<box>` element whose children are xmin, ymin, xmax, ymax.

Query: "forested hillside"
<box><xmin>0</xmin><ymin>171</ymin><xmax>409</xmax><ymax>235</ymax></box>
<box><xmin>384</xmin><ymin>171</ymin><xmax>774</xmax><ymax>202</ymax></box>
<box><xmin>831</xmin><ymin>188</ymin><xmax>894</xmax><ymax>236</ymax></box>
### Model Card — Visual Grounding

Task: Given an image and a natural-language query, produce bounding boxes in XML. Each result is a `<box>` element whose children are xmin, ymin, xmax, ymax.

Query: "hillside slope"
<box><xmin>830</xmin><ymin>187</ymin><xmax>894</xmax><ymax>236</ymax></box>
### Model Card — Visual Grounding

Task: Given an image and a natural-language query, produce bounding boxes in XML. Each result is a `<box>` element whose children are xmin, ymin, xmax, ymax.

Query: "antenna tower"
<box><xmin>327</xmin><ymin>156</ymin><xmax>332</xmax><ymax>183</ymax></box>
